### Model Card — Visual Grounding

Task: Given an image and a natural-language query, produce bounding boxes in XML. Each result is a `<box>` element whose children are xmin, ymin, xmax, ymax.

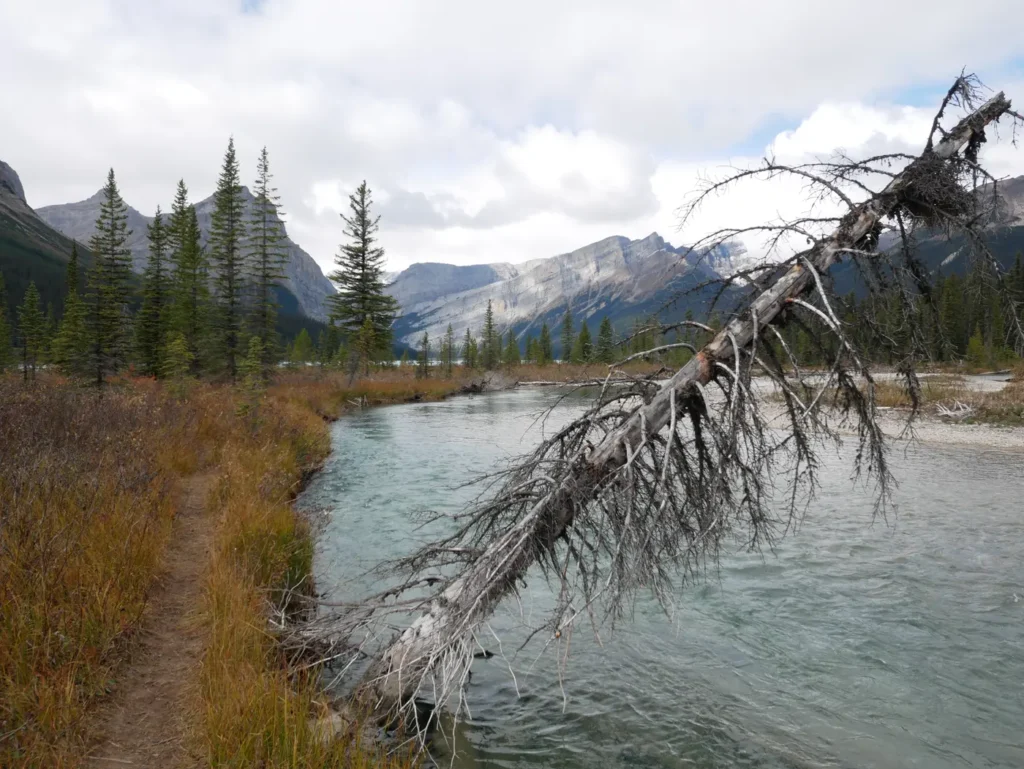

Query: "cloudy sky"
<box><xmin>3</xmin><ymin>1</ymin><xmax>1024</xmax><ymax>275</ymax></box>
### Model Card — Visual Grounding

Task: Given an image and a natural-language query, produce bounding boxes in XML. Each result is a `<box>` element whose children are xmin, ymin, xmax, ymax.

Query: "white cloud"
<box><xmin>2</xmin><ymin>0</ymin><xmax>1024</xmax><ymax>273</ymax></box>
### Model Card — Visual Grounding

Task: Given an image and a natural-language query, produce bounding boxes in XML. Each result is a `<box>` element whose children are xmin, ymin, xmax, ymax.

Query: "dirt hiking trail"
<box><xmin>87</xmin><ymin>473</ymin><xmax>215</xmax><ymax>768</ymax></box>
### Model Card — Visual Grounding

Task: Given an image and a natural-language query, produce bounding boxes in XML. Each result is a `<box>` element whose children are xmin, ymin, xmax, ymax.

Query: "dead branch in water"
<box><xmin>292</xmin><ymin>76</ymin><xmax>1023</xmax><ymax>742</ymax></box>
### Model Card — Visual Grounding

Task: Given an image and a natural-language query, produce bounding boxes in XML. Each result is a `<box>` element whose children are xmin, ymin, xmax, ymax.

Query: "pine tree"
<box><xmin>480</xmin><ymin>300</ymin><xmax>499</xmax><ymax>370</ymax></box>
<box><xmin>327</xmin><ymin>181</ymin><xmax>399</xmax><ymax>364</ymax></box>
<box><xmin>442</xmin><ymin>323</ymin><xmax>455</xmax><ymax>377</ymax></box>
<box><xmin>209</xmin><ymin>137</ymin><xmax>248</xmax><ymax>379</ymax></box>
<box><xmin>0</xmin><ymin>273</ymin><xmax>12</xmax><ymax>370</ymax></box>
<box><xmin>292</xmin><ymin>328</ymin><xmax>314</xmax><ymax>364</ymax></box>
<box><xmin>350</xmin><ymin>316</ymin><xmax>377</xmax><ymax>376</ymax></box>
<box><xmin>538</xmin><ymin>322</ymin><xmax>553</xmax><ymax>365</ymax></box>
<box><xmin>416</xmin><ymin>331</ymin><xmax>430</xmax><ymax>379</ymax></box>
<box><xmin>136</xmin><ymin>208</ymin><xmax>171</xmax><ymax>376</ymax></box>
<box><xmin>170</xmin><ymin>204</ymin><xmax>210</xmax><ymax>374</ymax></box>
<box><xmin>17</xmin><ymin>282</ymin><xmax>45</xmax><ymax>381</ymax></box>
<box><xmin>596</xmin><ymin>317</ymin><xmax>615</xmax><ymax>363</ymax></box>
<box><xmin>52</xmin><ymin>242</ymin><xmax>88</xmax><ymax>374</ymax></box>
<box><xmin>318</xmin><ymin>322</ymin><xmax>341</xmax><ymax>368</ymax></box>
<box><xmin>247</xmin><ymin>147</ymin><xmax>288</xmax><ymax>373</ymax></box>
<box><xmin>461</xmin><ymin>328</ymin><xmax>475</xmax><ymax>369</ymax></box>
<box><xmin>560</xmin><ymin>309</ymin><xmax>574</xmax><ymax>363</ymax></box>
<box><xmin>87</xmin><ymin>169</ymin><xmax>134</xmax><ymax>386</ymax></box>
<box><xmin>524</xmin><ymin>335</ymin><xmax>536</xmax><ymax>364</ymax></box>
<box><xmin>572</xmin><ymin>320</ymin><xmax>592</xmax><ymax>363</ymax></box>
<box><xmin>503</xmin><ymin>329</ymin><xmax>521</xmax><ymax>367</ymax></box>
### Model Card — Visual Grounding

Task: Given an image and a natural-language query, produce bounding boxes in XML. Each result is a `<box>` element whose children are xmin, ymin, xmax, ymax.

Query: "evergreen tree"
<box><xmin>17</xmin><ymin>282</ymin><xmax>45</xmax><ymax>381</ymax></box>
<box><xmin>966</xmin><ymin>324</ymin><xmax>987</xmax><ymax>368</ymax></box>
<box><xmin>317</xmin><ymin>322</ymin><xmax>341</xmax><ymax>368</ymax></box>
<box><xmin>538</xmin><ymin>322</ymin><xmax>553</xmax><ymax>365</ymax></box>
<box><xmin>347</xmin><ymin>316</ymin><xmax>377</xmax><ymax>376</ymax></box>
<box><xmin>480</xmin><ymin>300</ymin><xmax>499</xmax><ymax>370</ymax></box>
<box><xmin>327</xmin><ymin>181</ymin><xmax>399</xmax><ymax>364</ymax></box>
<box><xmin>442</xmin><ymin>323</ymin><xmax>455</xmax><ymax>377</ymax></box>
<box><xmin>560</xmin><ymin>309</ymin><xmax>574</xmax><ymax>363</ymax></box>
<box><xmin>461</xmin><ymin>328</ymin><xmax>475</xmax><ymax>369</ymax></box>
<box><xmin>136</xmin><ymin>208</ymin><xmax>171</xmax><ymax>376</ymax></box>
<box><xmin>572</xmin><ymin>320</ymin><xmax>592</xmax><ymax>363</ymax></box>
<box><xmin>0</xmin><ymin>273</ymin><xmax>12</xmax><ymax>370</ymax></box>
<box><xmin>170</xmin><ymin>204</ymin><xmax>210</xmax><ymax>374</ymax></box>
<box><xmin>467</xmin><ymin>335</ymin><xmax>479</xmax><ymax>369</ymax></box>
<box><xmin>416</xmin><ymin>331</ymin><xmax>430</xmax><ymax>379</ymax></box>
<box><xmin>52</xmin><ymin>242</ymin><xmax>88</xmax><ymax>374</ymax></box>
<box><xmin>86</xmin><ymin>169</ymin><xmax>134</xmax><ymax>386</ymax></box>
<box><xmin>503</xmin><ymin>329</ymin><xmax>521</xmax><ymax>367</ymax></box>
<box><xmin>596</xmin><ymin>317</ymin><xmax>615</xmax><ymax>363</ymax></box>
<box><xmin>209</xmin><ymin>137</ymin><xmax>248</xmax><ymax>379</ymax></box>
<box><xmin>162</xmin><ymin>332</ymin><xmax>195</xmax><ymax>398</ymax></box>
<box><xmin>292</xmin><ymin>328</ymin><xmax>314</xmax><ymax>364</ymax></box>
<box><xmin>524</xmin><ymin>335</ymin><xmax>537</xmax><ymax>364</ymax></box>
<box><xmin>247</xmin><ymin>147</ymin><xmax>288</xmax><ymax>372</ymax></box>
<box><xmin>399</xmin><ymin>348</ymin><xmax>409</xmax><ymax>367</ymax></box>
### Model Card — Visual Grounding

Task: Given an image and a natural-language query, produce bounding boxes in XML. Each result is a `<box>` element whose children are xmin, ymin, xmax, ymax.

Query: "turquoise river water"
<box><xmin>298</xmin><ymin>388</ymin><xmax>1024</xmax><ymax>769</ymax></box>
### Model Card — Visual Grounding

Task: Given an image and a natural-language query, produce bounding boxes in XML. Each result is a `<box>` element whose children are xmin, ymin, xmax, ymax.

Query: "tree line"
<box><xmin>0</xmin><ymin>142</ymin><xmax>399</xmax><ymax>384</ymax></box>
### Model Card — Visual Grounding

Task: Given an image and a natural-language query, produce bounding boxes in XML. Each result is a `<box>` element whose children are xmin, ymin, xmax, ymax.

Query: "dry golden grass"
<box><xmin>1</xmin><ymin>372</ymin><xmax>423</xmax><ymax>768</ymax></box>
<box><xmin>872</xmin><ymin>371</ymin><xmax>1024</xmax><ymax>426</ymax></box>
<box><xmin>0</xmin><ymin>378</ymin><xmax>186</xmax><ymax>766</ymax></box>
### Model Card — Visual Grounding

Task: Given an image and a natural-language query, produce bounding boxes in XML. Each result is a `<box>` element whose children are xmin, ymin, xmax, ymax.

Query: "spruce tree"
<box><xmin>247</xmin><ymin>147</ymin><xmax>288</xmax><ymax>373</ymax></box>
<box><xmin>560</xmin><ymin>309</ymin><xmax>574</xmax><ymax>363</ymax></box>
<box><xmin>86</xmin><ymin>169</ymin><xmax>133</xmax><ymax>386</ymax></box>
<box><xmin>538</xmin><ymin>322</ymin><xmax>553</xmax><ymax>365</ymax></box>
<box><xmin>480</xmin><ymin>300</ymin><xmax>499</xmax><ymax>370</ymax></box>
<box><xmin>52</xmin><ymin>242</ymin><xmax>88</xmax><ymax>374</ymax></box>
<box><xmin>136</xmin><ymin>207</ymin><xmax>171</xmax><ymax>376</ymax></box>
<box><xmin>442</xmin><ymin>323</ymin><xmax>455</xmax><ymax>377</ymax></box>
<box><xmin>462</xmin><ymin>328</ymin><xmax>475</xmax><ymax>369</ymax></box>
<box><xmin>596</xmin><ymin>317</ymin><xmax>615</xmax><ymax>363</ymax></box>
<box><xmin>17</xmin><ymin>282</ymin><xmax>45</xmax><ymax>381</ymax></box>
<box><xmin>0</xmin><ymin>273</ymin><xmax>12</xmax><ymax>370</ymax></box>
<box><xmin>572</xmin><ymin>320</ymin><xmax>592</xmax><ymax>363</ymax></box>
<box><xmin>327</xmin><ymin>181</ymin><xmax>399</xmax><ymax>364</ymax></box>
<box><xmin>292</xmin><ymin>328</ymin><xmax>314</xmax><ymax>364</ymax></box>
<box><xmin>416</xmin><ymin>331</ymin><xmax>430</xmax><ymax>379</ymax></box>
<box><xmin>170</xmin><ymin>205</ymin><xmax>210</xmax><ymax>374</ymax></box>
<box><xmin>503</xmin><ymin>329</ymin><xmax>521</xmax><ymax>367</ymax></box>
<box><xmin>209</xmin><ymin>137</ymin><xmax>248</xmax><ymax>379</ymax></box>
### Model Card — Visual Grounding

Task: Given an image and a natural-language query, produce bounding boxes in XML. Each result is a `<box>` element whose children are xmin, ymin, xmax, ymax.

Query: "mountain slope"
<box><xmin>0</xmin><ymin>161</ymin><xmax>89</xmax><ymax>313</ymax></box>
<box><xmin>388</xmin><ymin>233</ymin><xmax>726</xmax><ymax>353</ymax></box>
<box><xmin>38</xmin><ymin>188</ymin><xmax>335</xmax><ymax>321</ymax></box>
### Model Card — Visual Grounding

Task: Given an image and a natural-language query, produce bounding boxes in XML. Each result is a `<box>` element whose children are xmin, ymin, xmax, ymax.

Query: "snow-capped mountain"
<box><xmin>38</xmin><ymin>188</ymin><xmax>335</xmax><ymax>321</ymax></box>
<box><xmin>388</xmin><ymin>232</ymin><xmax>728</xmax><ymax>350</ymax></box>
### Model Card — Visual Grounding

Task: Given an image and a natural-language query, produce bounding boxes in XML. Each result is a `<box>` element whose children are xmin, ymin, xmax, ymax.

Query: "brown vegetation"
<box><xmin>0</xmin><ymin>369</ymin><xmax>446</xmax><ymax>768</ymax></box>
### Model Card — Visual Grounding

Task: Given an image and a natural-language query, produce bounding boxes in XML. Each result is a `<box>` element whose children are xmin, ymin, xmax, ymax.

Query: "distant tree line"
<box><xmin>0</xmin><ymin>142</ymin><xmax>399</xmax><ymax>385</ymax></box>
<box><xmin>408</xmin><ymin>249</ymin><xmax>1024</xmax><ymax>376</ymax></box>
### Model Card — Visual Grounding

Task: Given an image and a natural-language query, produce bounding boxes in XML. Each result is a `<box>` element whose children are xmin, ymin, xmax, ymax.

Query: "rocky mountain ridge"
<box><xmin>37</xmin><ymin>187</ymin><xmax>335</xmax><ymax>321</ymax></box>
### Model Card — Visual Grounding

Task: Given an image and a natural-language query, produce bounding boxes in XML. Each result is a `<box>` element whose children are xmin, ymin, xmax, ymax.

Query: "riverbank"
<box><xmin>0</xmin><ymin>371</ymin><xmax>450</xmax><ymax>768</ymax></box>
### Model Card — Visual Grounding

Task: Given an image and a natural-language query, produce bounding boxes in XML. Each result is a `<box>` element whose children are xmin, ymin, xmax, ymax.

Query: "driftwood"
<box><xmin>292</xmin><ymin>77</ymin><xmax>1023</xmax><ymax>738</ymax></box>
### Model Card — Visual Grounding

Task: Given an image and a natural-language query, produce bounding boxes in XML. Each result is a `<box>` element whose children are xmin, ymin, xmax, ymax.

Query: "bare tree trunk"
<box><xmin>358</xmin><ymin>92</ymin><xmax>1014</xmax><ymax>711</ymax></box>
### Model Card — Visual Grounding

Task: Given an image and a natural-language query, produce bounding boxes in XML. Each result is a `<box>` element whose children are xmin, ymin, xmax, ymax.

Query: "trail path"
<box><xmin>88</xmin><ymin>473</ymin><xmax>215</xmax><ymax>768</ymax></box>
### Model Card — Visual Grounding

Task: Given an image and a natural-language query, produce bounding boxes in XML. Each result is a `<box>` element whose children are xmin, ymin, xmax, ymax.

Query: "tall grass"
<box><xmin>192</xmin><ymin>379</ymin><xmax>419</xmax><ymax>767</ymax></box>
<box><xmin>0</xmin><ymin>380</ymin><xmax>186</xmax><ymax>767</ymax></box>
<box><xmin>1</xmin><ymin>374</ymin><xmax>422</xmax><ymax>768</ymax></box>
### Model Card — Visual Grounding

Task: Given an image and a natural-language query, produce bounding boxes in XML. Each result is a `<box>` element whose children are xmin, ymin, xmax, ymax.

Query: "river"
<box><xmin>298</xmin><ymin>388</ymin><xmax>1024</xmax><ymax>769</ymax></box>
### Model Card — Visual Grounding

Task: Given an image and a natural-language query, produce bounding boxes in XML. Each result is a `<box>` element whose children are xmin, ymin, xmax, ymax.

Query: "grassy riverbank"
<box><xmin>0</xmin><ymin>369</ymin><xmax>464</xmax><ymax>767</ymax></box>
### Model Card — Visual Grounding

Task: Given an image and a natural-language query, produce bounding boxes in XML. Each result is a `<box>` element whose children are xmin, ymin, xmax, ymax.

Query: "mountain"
<box><xmin>830</xmin><ymin>174</ymin><xmax>1024</xmax><ymax>296</ymax></box>
<box><xmin>37</xmin><ymin>187</ymin><xmax>335</xmax><ymax>321</ymax></box>
<box><xmin>388</xmin><ymin>232</ymin><xmax>729</xmax><ymax>353</ymax></box>
<box><xmin>0</xmin><ymin>160</ymin><xmax>89</xmax><ymax>312</ymax></box>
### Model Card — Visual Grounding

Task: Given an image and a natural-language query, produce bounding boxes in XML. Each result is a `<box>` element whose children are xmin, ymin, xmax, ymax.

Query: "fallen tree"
<box><xmin>295</xmin><ymin>76</ymin><xmax>1024</xmax><ymax>738</ymax></box>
